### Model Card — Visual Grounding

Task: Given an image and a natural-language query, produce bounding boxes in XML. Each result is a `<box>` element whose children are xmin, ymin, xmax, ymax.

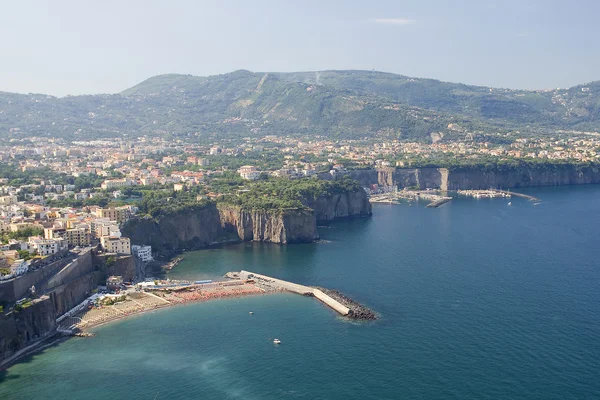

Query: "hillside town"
<box><xmin>0</xmin><ymin>199</ymin><xmax>152</xmax><ymax>280</ymax></box>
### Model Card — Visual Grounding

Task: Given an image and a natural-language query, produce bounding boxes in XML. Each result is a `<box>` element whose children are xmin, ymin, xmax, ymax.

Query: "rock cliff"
<box><xmin>219</xmin><ymin>206</ymin><xmax>319</xmax><ymax>244</ymax></box>
<box><xmin>0</xmin><ymin>296</ymin><xmax>57</xmax><ymax>365</ymax></box>
<box><xmin>344</xmin><ymin>164</ymin><xmax>600</xmax><ymax>190</ymax></box>
<box><xmin>122</xmin><ymin>203</ymin><xmax>226</xmax><ymax>257</ymax></box>
<box><xmin>123</xmin><ymin>189</ymin><xmax>371</xmax><ymax>256</ymax></box>
<box><xmin>306</xmin><ymin>190</ymin><xmax>372</xmax><ymax>222</ymax></box>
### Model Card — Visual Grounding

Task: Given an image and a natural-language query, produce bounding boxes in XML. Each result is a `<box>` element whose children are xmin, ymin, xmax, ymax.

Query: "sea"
<box><xmin>1</xmin><ymin>185</ymin><xmax>599</xmax><ymax>399</ymax></box>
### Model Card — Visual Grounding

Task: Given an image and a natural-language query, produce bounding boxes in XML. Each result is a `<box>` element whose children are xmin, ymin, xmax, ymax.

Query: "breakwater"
<box><xmin>313</xmin><ymin>287</ymin><xmax>377</xmax><ymax>320</ymax></box>
<box><xmin>232</xmin><ymin>270</ymin><xmax>376</xmax><ymax>320</ymax></box>
<box><xmin>492</xmin><ymin>189</ymin><xmax>540</xmax><ymax>201</ymax></box>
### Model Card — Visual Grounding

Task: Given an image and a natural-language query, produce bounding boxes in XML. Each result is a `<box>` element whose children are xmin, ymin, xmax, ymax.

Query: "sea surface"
<box><xmin>2</xmin><ymin>185</ymin><xmax>600</xmax><ymax>399</ymax></box>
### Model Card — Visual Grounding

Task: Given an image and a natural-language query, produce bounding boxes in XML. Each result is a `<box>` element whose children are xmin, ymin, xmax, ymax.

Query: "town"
<box><xmin>2</xmin><ymin>131</ymin><xmax>599</xmax><ymax>280</ymax></box>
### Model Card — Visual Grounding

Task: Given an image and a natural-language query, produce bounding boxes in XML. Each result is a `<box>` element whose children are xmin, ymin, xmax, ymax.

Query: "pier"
<box><xmin>236</xmin><ymin>270</ymin><xmax>350</xmax><ymax>316</ymax></box>
<box><xmin>492</xmin><ymin>189</ymin><xmax>540</xmax><ymax>202</ymax></box>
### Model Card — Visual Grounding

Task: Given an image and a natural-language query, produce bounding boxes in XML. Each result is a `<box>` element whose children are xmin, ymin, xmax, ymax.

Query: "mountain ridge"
<box><xmin>1</xmin><ymin>69</ymin><xmax>599</xmax><ymax>142</ymax></box>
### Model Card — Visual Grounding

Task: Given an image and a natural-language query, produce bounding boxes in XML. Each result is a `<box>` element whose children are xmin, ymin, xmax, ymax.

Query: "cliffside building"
<box><xmin>97</xmin><ymin>207</ymin><xmax>131</xmax><ymax>223</ymax></box>
<box><xmin>100</xmin><ymin>236</ymin><xmax>131</xmax><ymax>255</ymax></box>
<box><xmin>132</xmin><ymin>245</ymin><xmax>153</xmax><ymax>262</ymax></box>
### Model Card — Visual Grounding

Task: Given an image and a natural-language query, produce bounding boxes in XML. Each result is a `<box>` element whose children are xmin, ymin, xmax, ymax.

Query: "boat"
<box><xmin>273</xmin><ymin>338</ymin><xmax>281</xmax><ymax>344</ymax></box>
<box><xmin>249</xmin><ymin>311</ymin><xmax>254</xmax><ymax>315</ymax></box>
<box><xmin>508</xmin><ymin>202</ymin><xmax>512</xmax><ymax>206</ymax></box>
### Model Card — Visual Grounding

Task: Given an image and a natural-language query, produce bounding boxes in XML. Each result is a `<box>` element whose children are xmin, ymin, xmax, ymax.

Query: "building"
<box><xmin>106</xmin><ymin>275</ymin><xmax>123</xmax><ymax>291</ymax></box>
<box><xmin>65</xmin><ymin>228</ymin><xmax>91</xmax><ymax>247</ymax></box>
<box><xmin>101</xmin><ymin>178</ymin><xmax>133</xmax><ymax>190</ymax></box>
<box><xmin>97</xmin><ymin>207</ymin><xmax>131</xmax><ymax>223</ymax></box>
<box><xmin>44</xmin><ymin>227</ymin><xmax>66</xmax><ymax>240</ymax></box>
<box><xmin>132</xmin><ymin>245</ymin><xmax>153</xmax><ymax>262</ymax></box>
<box><xmin>90</xmin><ymin>219</ymin><xmax>121</xmax><ymax>239</ymax></box>
<box><xmin>100</xmin><ymin>236</ymin><xmax>131</xmax><ymax>255</ymax></box>
<box><xmin>0</xmin><ymin>195</ymin><xmax>18</xmax><ymax>205</ymax></box>
<box><xmin>197</xmin><ymin>158</ymin><xmax>209</xmax><ymax>166</ymax></box>
<box><xmin>238</xmin><ymin>165</ymin><xmax>260</xmax><ymax>180</ymax></box>
<box><xmin>27</xmin><ymin>237</ymin><xmax>68</xmax><ymax>256</ymax></box>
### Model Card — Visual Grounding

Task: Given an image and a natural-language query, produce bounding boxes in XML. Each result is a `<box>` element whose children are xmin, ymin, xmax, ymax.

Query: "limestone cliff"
<box><xmin>122</xmin><ymin>203</ymin><xmax>226</xmax><ymax>257</ymax></box>
<box><xmin>306</xmin><ymin>189</ymin><xmax>372</xmax><ymax>222</ymax></box>
<box><xmin>345</xmin><ymin>164</ymin><xmax>600</xmax><ymax>190</ymax></box>
<box><xmin>123</xmin><ymin>188</ymin><xmax>371</xmax><ymax>256</ymax></box>
<box><xmin>219</xmin><ymin>206</ymin><xmax>319</xmax><ymax>244</ymax></box>
<box><xmin>0</xmin><ymin>296</ymin><xmax>57</xmax><ymax>365</ymax></box>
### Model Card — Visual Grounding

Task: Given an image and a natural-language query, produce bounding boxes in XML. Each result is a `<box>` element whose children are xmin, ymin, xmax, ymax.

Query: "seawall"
<box><xmin>238</xmin><ymin>270</ymin><xmax>350</xmax><ymax>316</ymax></box>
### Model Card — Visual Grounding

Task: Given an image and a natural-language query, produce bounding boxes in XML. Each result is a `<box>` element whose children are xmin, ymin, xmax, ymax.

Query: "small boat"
<box><xmin>273</xmin><ymin>338</ymin><xmax>281</xmax><ymax>344</ymax></box>
<box><xmin>508</xmin><ymin>202</ymin><xmax>512</xmax><ymax>206</ymax></box>
<box><xmin>249</xmin><ymin>311</ymin><xmax>254</xmax><ymax>315</ymax></box>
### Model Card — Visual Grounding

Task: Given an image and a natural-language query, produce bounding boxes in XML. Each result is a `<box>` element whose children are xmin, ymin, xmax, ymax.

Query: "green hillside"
<box><xmin>1</xmin><ymin>69</ymin><xmax>599</xmax><ymax>143</ymax></box>
<box><xmin>276</xmin><ymin>70</ymin><xmax>600</xmax><ymax>130</ymax></box>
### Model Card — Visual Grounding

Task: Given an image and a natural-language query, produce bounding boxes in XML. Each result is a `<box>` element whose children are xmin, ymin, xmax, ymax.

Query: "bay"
<box><xmin>1</xmin><ymin>185</ymin><xmax>599</xmax><ymax>399</ymax></box>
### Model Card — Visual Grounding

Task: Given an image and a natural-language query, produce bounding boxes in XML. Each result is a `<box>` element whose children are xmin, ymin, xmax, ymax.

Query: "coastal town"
<box><xmin>1</xmin><ymin>130</ymin><xmax>599</xmax><ymax>280</ymax></box>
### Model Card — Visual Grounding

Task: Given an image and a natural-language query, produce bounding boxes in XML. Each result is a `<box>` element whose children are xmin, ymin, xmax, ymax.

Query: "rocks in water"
<box><xmin>314</xmin><ymin>287</ymin><xmax>378</xmax><ymax>320</ymax></box>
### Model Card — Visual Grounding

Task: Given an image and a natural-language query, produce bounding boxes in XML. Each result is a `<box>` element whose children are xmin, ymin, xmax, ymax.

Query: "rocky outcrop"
<box><xmin>306</xmin><ymin>190</ymin><xmax>372</xmax><ymax>222</ymax></box>
<box><xmin>122</xmin><ymin>203</ymin><xmax>227</xmax><ymax>258</ymax></box>
<box><xmin>219</xmin><ymin>206</ymin><xmax>318</xmax><ymax>244</ymax></box>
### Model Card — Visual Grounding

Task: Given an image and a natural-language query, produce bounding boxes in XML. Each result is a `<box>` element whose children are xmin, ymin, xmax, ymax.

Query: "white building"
<box><xmin>238</xmin><ymin>165</ymin><xmax>260</xmax><ymax>180</ymax></box>
<box><xmin>27</xmin><ymin>236</ymin><xmax>68</xmax><ymax>256</ymax></box>
<box><xmin>132</xmin><ymin>245</ymin><xmax>153</xmax><ymax>262</ymax></box>
<box><xmin>101</xmin><ymin>178</ymin><xmax>134</xmax><ymax>190</ymax></box>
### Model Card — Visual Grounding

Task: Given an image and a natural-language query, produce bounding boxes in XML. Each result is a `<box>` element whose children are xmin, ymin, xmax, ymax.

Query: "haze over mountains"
<box><xmin>1</xmin><ymin>70</ymin><xmax>599</xmax><ymax>142</ymax></box>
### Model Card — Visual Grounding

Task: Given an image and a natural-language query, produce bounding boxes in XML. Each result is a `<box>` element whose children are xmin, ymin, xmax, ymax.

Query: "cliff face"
<box><xmin>446</xmin><ymin>166</ymin><xmax>600</xmax><ymax>189</ymax></box>
<box><xmin>122</xmin><ymin>204</ymin><xmax>225</xmax><ymax>257</ymax></box>
<box><xmin>219</xmin><ymin>206</ymin><xmax>318</xmax><ymax>244</ymax></box>
<box><xmin>306</xmin><ymin>190</ymin><xmax>372</xmax><ymax>222</ymax></box>
<box><xmin>124</xmin><ymin>189</ymin><xmax>372</xmax><ymax>255</ymax></box>
<box><xmin>0</xmin><ymin>296</ymin><xmax>57</xmax><ymax>365</ymax></box>
<box><xmin>346</xmin><ymin>165</ymin><xmax>600</xmax><ymax>190</ymax></box>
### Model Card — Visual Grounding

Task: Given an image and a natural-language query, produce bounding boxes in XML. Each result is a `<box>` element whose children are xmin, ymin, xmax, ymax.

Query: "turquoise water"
<box><xmin>2</xmin><ymin>185</ymin><xmax>600</xmax><ymax>399</ymax></box>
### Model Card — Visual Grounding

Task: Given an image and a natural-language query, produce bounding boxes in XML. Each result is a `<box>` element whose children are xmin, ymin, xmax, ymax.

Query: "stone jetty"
<box><xmin>230</xmin><ymin>271</ymin><xmax>377</xmax><ymax>320</ymax></box>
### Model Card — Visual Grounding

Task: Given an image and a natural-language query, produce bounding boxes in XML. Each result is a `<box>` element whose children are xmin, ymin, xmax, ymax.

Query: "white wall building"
<box><xmin>132</xmin><ymin>245</ymin><xmax>153</xmax><ymax>262</ymax></box>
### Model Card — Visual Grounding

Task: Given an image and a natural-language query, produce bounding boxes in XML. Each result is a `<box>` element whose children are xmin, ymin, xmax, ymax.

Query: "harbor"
<box><xmin>458</xmin><ymin>189</ymin><xmax>540</xmax><ymax>201</ymax></box>
<box><xmin>369</xmin><ymin>188</ymin><xmax>452</xmax><ymax>208</ymax></box>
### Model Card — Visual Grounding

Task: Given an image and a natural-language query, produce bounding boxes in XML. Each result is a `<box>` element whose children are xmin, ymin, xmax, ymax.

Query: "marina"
<box><xmin>369</xmin><ymin>188</ymin><xmax>452</xmax><ymax>208</ymax></box>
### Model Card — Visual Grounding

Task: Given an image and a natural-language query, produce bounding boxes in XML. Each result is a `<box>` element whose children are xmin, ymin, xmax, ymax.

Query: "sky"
<box><xmin>0</xmin><ymin>0</ymin><xmax>599</xmax><ymax>96</ymax></box>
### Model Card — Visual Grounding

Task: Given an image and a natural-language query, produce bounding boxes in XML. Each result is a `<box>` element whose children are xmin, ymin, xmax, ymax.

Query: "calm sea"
<box><xmin>1</xmin><ymin>185</ymin><xmax>600</xmax><ymax>399</ymax></box>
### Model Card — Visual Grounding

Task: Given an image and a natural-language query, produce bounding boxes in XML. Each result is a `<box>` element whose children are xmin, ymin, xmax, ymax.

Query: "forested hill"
<box><xmin>276</xmin><ymin>70</ymin><xmax>600</xmax><ymax>131</ymax></box>
<box><xmin>0</xmin><ymin>69</ymin><xmax>599</xmax><ymax>142</ymax></box>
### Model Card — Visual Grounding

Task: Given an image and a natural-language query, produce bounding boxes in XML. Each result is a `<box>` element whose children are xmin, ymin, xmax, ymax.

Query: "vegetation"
<box><xmin>221</xmin><ymin>177</ymin><xmax>363</xmax><ymax>211</ymax></box>
<box><xmin>105</xmin><ymin>255</ymin><xmax>116</xmax><ymax>267</ymax></box>
<box><xmin>137</xmin><ymin>188</ymin><xmax>212</xmax><ymax>219</ymax></box>
<box><xmin>1</xmin><ymin>227</ymin><xmax>44</xmax><ymax>243</ymax></box>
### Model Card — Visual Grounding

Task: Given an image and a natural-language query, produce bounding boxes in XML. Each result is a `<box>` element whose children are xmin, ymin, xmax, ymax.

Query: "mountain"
<box><xmin>275</xmin><ymin>70</ymin><xmax>600</xmax><ymax>131</ymax></box>
<box><xmin>1</xmin><ymin>70</ymin><xmax>599</xmax><ymax>142</ymax></box>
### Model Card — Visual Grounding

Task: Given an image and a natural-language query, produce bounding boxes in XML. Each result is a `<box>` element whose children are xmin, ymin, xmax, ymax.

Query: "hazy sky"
<box><xmin>1</xmin><ymin>0</ymin><xmax>598</xmax><ymax>96</ymax></box>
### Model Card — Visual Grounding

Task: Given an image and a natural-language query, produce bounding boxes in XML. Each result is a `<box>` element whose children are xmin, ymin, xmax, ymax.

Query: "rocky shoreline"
<box><xmin>313</xmin><ymin>287</ymin><xmax>378</xmax><ymax>320</ymax></box>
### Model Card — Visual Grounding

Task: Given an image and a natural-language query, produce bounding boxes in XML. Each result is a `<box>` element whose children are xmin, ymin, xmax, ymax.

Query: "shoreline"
<box><xmin>79</xmin><ymin>290</ymin><xmax>274</xmax><ymax>332</ymax></box>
